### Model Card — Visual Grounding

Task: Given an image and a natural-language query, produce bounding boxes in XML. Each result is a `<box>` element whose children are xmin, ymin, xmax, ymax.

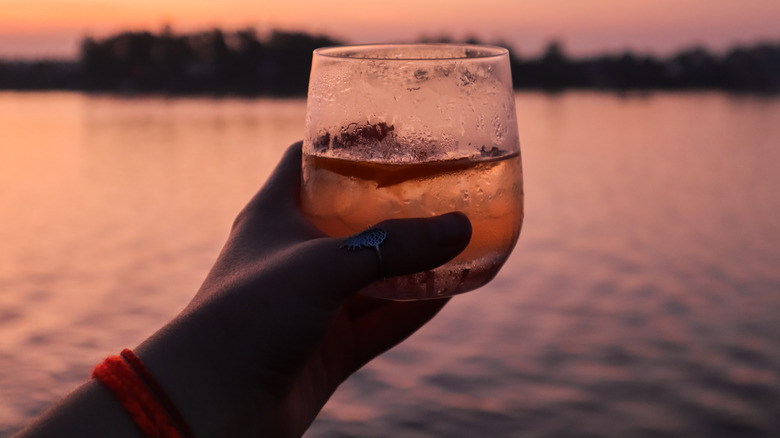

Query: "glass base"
<box><xmin>357</xmin><ymin>255</ymin><xmax>506</xmax><ymax>301</ymax></box>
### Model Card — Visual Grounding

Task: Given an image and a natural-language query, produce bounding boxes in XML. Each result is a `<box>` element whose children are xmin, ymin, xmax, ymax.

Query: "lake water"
<box><xmin>1</xmin><ymin>91</ymin><xmax>780</xmax><ymax>437</ymax></box>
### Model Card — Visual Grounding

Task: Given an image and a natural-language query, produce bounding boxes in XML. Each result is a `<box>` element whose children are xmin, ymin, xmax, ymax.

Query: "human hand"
<box><xmin>135</xmin><ymin>142</ymin><xmax>472</xmax><ymax>437</ymax></box>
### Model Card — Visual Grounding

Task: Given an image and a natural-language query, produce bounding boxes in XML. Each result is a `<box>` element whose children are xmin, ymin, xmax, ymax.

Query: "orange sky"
<box><xmin>1</xmin><ymin>0</ymin><xmax>779</xmax><ymax>59</ymax></box>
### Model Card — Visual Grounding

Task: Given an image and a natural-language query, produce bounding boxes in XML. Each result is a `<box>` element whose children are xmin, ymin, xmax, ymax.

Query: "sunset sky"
<box><xmin>1</xmin><ymin>0</ymin><xmax>779</xmax><ymax>59</ymax></box>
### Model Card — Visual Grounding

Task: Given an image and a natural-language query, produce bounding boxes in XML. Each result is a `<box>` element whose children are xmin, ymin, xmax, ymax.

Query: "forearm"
<box><xmin>16</xmin><ymin>326</ymin><xmax>253</xmax><ymax>438</ymax></box>
<box><xmin>16</xmin><ymin>379</ymin><xmax>143</xmax><ymax>438</ymax></box>
<box><xmin>16</xmin><ymin>308</ymin><xmax>248</xmax><ymax>438</ymax></box>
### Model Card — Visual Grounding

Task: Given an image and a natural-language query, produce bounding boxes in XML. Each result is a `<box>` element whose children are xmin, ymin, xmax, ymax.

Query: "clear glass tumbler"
<box><xmin>301</xmin><ymin>44</ymin><xmax>523</xmax><ymax>300</ymax></box>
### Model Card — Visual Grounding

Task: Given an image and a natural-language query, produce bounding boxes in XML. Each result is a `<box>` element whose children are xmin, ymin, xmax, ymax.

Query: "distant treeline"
<box><xmin>1</xmin><ymin>28</ymin><xmax>779</xmax><ymax>94</ymax></box>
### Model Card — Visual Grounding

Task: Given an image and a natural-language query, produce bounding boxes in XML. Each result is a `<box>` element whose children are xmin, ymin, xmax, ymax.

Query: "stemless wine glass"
<box><xmin>301</xmin><ymin>44</ymin><xmax>523</xmax><ymax>301</ymax></box>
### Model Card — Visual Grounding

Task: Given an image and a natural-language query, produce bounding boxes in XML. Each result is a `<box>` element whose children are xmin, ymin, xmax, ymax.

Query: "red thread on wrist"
<box><xmin>121</xmin><ymin>349</ymin><xmax>195</xmax><ymax>438</ymax></box>
<box><xmin>92</xmin><ymin>353</ymin><xmax>185</xmax><ymax>438</ymax></box>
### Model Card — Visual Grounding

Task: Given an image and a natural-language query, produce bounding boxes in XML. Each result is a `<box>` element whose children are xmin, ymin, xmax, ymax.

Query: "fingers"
<box><xmin>230</xmin><ymin>143</ymin><xmax>472</xmax><ymax>307</ymax></box>
<box><xmin>228</xmin><ymin>142</ymin><xmax>324</xmax><ymax>256</ymax></box>
<box><xmin>377</xmin><ymin>211</ymin><xmax>472</xmax><ymax>278</ymax></box>
<box><xmin>255</xmin><ymin>141</ymin><xmax>304</xmax><ymax>211</ymax></box>
<box><xmin>294</xmin><ymin>211</ymin><xmax>472</xmax><ymax>306</ymax></box>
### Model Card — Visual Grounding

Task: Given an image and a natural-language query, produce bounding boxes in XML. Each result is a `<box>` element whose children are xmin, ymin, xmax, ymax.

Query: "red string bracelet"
<box><xmin>120</xmin><ymin>349</ymin><xmax>195</xmax><ymax>438</ymax></box>
<box><xmin>92</xmin><ymin>350</ymin><xmax>193</xmax><ymax>438</ymax></box>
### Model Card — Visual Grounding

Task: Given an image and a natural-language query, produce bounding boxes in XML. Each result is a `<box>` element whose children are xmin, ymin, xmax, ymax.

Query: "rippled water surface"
<box><xmin>1</xmin><ymin>92</ymin><xmax>779</xmax><ymax>437</ymax></box>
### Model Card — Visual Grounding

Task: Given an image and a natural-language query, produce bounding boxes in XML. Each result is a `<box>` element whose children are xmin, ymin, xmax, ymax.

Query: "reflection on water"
<box><xmin>1</xmin><ymin>92</ymin><xmax>780</xmax><ymax>437</ymax></box>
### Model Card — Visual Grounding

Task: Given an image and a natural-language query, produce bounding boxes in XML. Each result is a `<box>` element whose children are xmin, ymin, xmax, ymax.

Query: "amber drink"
<box><xmin>302</xmin><ymin>44</ymin><xmax>523</xmax><ymax>300</ymax></box>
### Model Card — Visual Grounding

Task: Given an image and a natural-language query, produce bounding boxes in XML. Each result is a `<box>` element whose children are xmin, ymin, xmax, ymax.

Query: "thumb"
<box><xmin>295</xmin><ymin>211</ymin><xmax>472</xmax><ymax>304</ymax></box>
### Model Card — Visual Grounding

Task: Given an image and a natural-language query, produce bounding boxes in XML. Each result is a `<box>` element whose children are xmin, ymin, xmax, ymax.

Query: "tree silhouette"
<box><xmin>1</xmin><ymin>29</ymin><xmax>779</xmax><ymax>94</ymax></box>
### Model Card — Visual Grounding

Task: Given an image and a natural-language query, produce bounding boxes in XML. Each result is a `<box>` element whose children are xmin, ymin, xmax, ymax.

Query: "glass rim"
<box><xmin>313</xmin><ymin>43</ymin><xmax>509</xmax><ymax>61</ymax></box>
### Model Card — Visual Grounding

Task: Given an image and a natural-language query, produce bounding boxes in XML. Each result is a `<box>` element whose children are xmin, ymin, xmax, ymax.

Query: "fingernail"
<box><xmin>431</xmin><ymin>212</ymin><xmax>472</xmax><ymax>246</ymax></box>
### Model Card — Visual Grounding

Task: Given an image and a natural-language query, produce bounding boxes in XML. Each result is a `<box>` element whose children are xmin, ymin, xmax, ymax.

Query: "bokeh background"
<box><xmin>2</xmin><ymin>1</ymin><xmax>780</xmax><ymax>437</ymax></box>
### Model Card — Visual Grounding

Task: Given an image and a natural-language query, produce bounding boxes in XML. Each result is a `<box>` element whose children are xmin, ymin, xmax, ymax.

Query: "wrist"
<box><xmin>135</xmin><ymin>314</ymin><xmax>262</xmax><ymax>438</ymax></box>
